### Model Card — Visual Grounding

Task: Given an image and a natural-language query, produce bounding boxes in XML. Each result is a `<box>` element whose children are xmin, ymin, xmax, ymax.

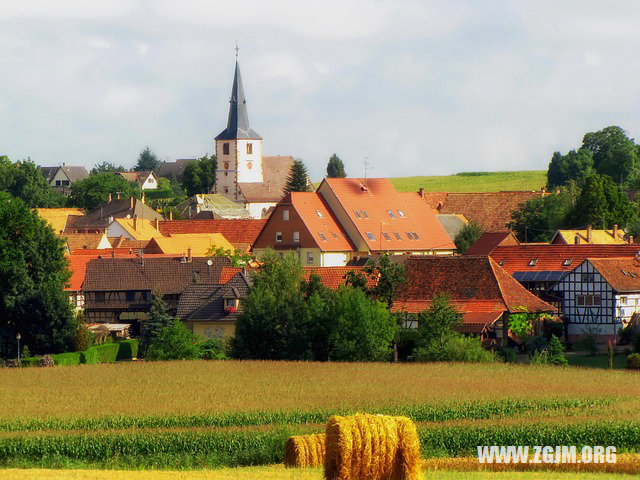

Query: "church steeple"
<box><xmin>215</xmin><ymin>60</ymin><xmax>262</xmax><ymax>140</ymax></box>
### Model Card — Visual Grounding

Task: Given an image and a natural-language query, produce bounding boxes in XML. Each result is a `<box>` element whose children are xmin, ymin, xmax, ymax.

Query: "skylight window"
<box><xmin>319</xmin><ymin>232</ymin><xmax>328</xmax><ymax>242</ymax></box>
<box><xmin>398</xmin><ymin>210</ymin><xmax>406</xmax><ymax>217</ymax></box>
<box><xmin>316</xmin><ymin>210</ymin><xmax>323</xmax><ymax>218</ymax></box>
<box><xmin>394</xmin><ymin>232</ymin><xmax>402</xmax><ymax>240</ymax></box>
<box><xmin>361</xmin><ymin>210</ymin><xmax>369</xmax><ymax>219</ymax></box>
<box><xmin>412</xmin><ymin>232</ymin><xmax>420</xmax><ymax>239</ymax></box>
<box><xmin>622</xmin><ymin>269</ymin><xmax>628</xmax><ymax>276</ymax></box>
<box><xmin>354</xmin><ymin>210</ymin><xmax>362</xmax><ymax>218</ymax></box>
<box><xmin>406</xmin><ymin>232</ymin><xmax>413</xmax><ymax>240</ymax></box>
<box><xmin>388</xmin><ymin>210</ymin><xmax>396</xmax><ymax>219</ymax></box>
<box><xmin>331</xmin><ymin>231</ymin><xmax>338</xmax><ymax>239</ymax></box>
<box><xmin>529</xmin><ymin>259</ymin><xmax>538</xmax><ymax>266</ymax></box>
<box><xmin>383</xmin><ymin>232</ymin><xmax>391</xmax><ymax>241</ymax></box>
<box><xmin>366</xmin><ymin>232</ymin><xmax>375</xmax><ymax>241</ymax></box>
<box><xmin>563</xmin><ymin>259</ymin><xmax>573</xmax><ymax>266</ymax></box>
<box><xmin>499</xmin><ymin>259</ymin><xmax>506</xmax><ymax>266</ymax></box>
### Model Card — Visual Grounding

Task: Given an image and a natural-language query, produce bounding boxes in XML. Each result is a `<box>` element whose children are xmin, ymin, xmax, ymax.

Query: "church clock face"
<box><xmin>224</xmin><ymin>162</ymin><xmax>229</xmax><ymax>170</ymax></box>
<box><xmin>247</xmin><ymin>162</ymin><xmax>253</xmax><ymax>169</ymax></box>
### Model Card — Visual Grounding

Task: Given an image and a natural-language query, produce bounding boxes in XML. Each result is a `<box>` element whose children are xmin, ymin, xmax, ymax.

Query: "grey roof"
<box><xmin>215</xmin><ymin>60</ymin><xmax>262</xmax><ymax>140</ymax></box>
<box><xmin>67</xmin><ymin>197</ymin><xmax>163</xmax><ymax>232</ymax></box>
<box><xmin>40</xmin><ymin>166</ymin><xmax>59</xmax><ymax>182</ymax></box>
<box><xmin>156</xmin><ymin>159</ymin><xmax>195</xmax><ymax>180</ymax></box>
<box><xmin>436</xmin><ymin>214</ymin><xmax>468</xmax><ymax>242</ymax></box>
<box><xmin>40</xmin><ymin>165</ymin><xmax>89</xmax><ymax>183</ymax></box>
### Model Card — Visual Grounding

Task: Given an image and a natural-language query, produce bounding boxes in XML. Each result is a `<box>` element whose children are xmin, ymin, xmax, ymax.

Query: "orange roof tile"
<box><xmin>220</xmin><ymin>267</ymin><xmax>244</xmax><ymax>284</ymax></box>
<box><xmin>464</xmin><ymin>231</ymin><xmax>519</xmax><ymax>256</ymax></box>
<box><xmin>303</xmin><ymin>266</ymin><xmax>372</xmax><ymax>290</ymax></box>
<box><xmin>587</xmin><ymin>258</ymin><xmax>640</xmax><ymax>293</ymax></box>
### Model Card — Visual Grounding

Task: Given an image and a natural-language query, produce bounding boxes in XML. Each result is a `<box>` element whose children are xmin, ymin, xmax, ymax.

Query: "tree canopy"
<box><xmin>91</xmin><ymin>162</ymin><xmax>125</xmax><ymax>175</ymax></box>
<box><xmin>454</xmin><ymin>221</ymin><xmax>484</xmax><ymax>254</ymax></box>
<box><xmin>582</xmin><ymin>126</ymin><xmax>638</xmax><ymax>186</ymax></box>
<box><xmin>134</xmin><ymin>146</ymin><xmax>161</xmax><ymax>172</ymax></box>
<box><xmin>546</xmin><ymin>149</ymin><xmax>594</xmax><ymax>190</ymax></box>
<box><xmin>182</xmin><ymin>154</ymin><xmax>217</xmax><ymax>197</ymax></box>
<box><xmin>284</xmin><ymin>160</ymin><xmax>311</xmax><ymax>193</ymax></box>
<box><xmin>569</xmin><ymin>174</ymin><xmax>637</xmax><ymax>229</ymax></box>
<box><xmin>508</xmin><ymin>190</ymin><xmax>574</xmax><ymax>242</ymax></box>
<box><xmin>70</xmin><ymin>172</ymin><xmax>138</xmax><ymax>210</ymax></box>
<box><xmin>0</xmin><ymin>192</ymin><xmax>75</xmax><ymax>357</ymax></box>
<box><xmin>326</xmin><ymin>154</ymin><xmax>346</xmax><ymax>178</ymax></box>
<box><xmin>140</xmin><ymin>293</ymin><xmax>175</xmax><ymax>357</ymax></box>
<box><xmin>0</xmin><ymin>156</ymin><xmax>65</xmax><ymax>208</ymax></box>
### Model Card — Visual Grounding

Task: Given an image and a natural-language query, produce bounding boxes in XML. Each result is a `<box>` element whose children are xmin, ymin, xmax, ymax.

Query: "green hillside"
<box><xmin>390</xmin><ymin>170</ymin><xmax>547</xmax><ymax>193</ymax></box>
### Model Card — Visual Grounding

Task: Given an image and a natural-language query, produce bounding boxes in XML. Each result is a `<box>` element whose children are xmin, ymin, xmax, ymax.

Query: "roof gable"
<box><xmin>587</xmin><ymin>257</ymin><xmax>640</xmax><ymax>292</ymax></box>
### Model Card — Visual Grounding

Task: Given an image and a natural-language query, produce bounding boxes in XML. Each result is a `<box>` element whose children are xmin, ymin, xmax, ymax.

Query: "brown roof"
<box><xmin>68</xmin><ymin>198</ymin><xmax>163</xmax><ymax>232</ymax></box>
<box><xmin>393</xmin><ymin>256</ymin><xmax>554</xmax><ymax>314</ymax></box>
<box><xmin>465</xmin><ymin>231</ymin><xmax>519</xmax><ymax>256</ymax></box>
<box><xmin>108</xmin><ymin>237</ymin><xmax>149</xmax><ymax>250</ymax></box>
<box><xmin>156</xmin><ymin>159</ymin><xmax>194</xmax><ymax>180</ymax></box>
<box><xmin>420</xmin><ymin>191</ymin><xmax>545</xmax><ymax>231</ymax></box>
<box><xmin>158</xmin><ymin>219</ymin><xmax>266</xmax><ymax>249</ymax></box>
<box><xmin>237</xmin><ymin>156</ymin><xmax>295</xmax><ymax>203</ymax></box>
<box><xmin>177</xmin><ymin>272</ymin><xmax>250</xmax><ymax>322</ymax></box>
<box><xmin>62</xmin><ymin>233</ymin><xmax>107</xmax><ymax>252</ymax></box>
<box><xmin>83</xmin><ymin>257</ymin><xmax>231</xmax><ymax>294</ymax></box>
<box><xmin>118</xmin><ymin>171</ymin><xmax>154</xmax><ymax>183</ymax></box>
<box><xmin>587</xmin><ymin>258</ymin><xmax>640</xmax><ymax>293</ymax></box>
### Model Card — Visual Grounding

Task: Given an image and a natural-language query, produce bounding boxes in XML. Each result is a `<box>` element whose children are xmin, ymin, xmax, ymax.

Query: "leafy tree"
<box><xmin>134</xmin><ymin>146</ymin><xmax>161</xmax><ymax>172</ymax></box>
<box><xmin>328</xmin><ymin>286</ymin><xmax>396</xmax><ymax>361</ymax></box>
<box><xmin>91</xmin><ymin>162</ymin><xmax>125</xmax><ymax>175</ymax></box>
<box><xmin>546</xmin><ymin>149</ymin><xmax>594</xmax><ymax>189</ymax></box>
<box><xmin>508</xmin><ymin>190</ymin><xmax>574</xmax><ymax>242</ymax></box>
<box><xmin>454</xmin><ymin>221</ymin><xmax>483</xmax><ymax>254</ymax></box>
<box><xmin>416</xmin><ymin>293</ymin><xmax>462</xmax><ymax>351</ymax></box>
<box><xmin>326</xmin><ymin>154</ymin><xmax>346</xmax><ymax>178</ymax></box>
<box><xmin>145</xmin><ymin>320</ymin><xmax>202</xmax><ymax>361</ymax></box>
<box><xmin>284</xmin><ymin>159</ymin><xmax>311</xmax><ymax>193</ymax></box>
<box><xmin>209</xmin><ymin>246</ymin><xmax>252</xmax><ymax>267</ymax></box>
<box><xmin>0</xmin><ymin>192</ymin><xmax>75</xmax><ymax>357</ymax></box>
<box><xmin>139</xmin><ymin>293</ymin><xmax>175</xmax><ymax>357</ymax></box>
<box><xmin>569</xmin><ymin>174</ymin><xmax>637</xmax><ymax>229</ymax></box>
<box><xmin>582</xmin><ymin>126</ymin><xmax>639</xmax><ymax>185</ymax></box>
<box><xmin>70</xmin><ymin>172</ymin><xmax>138</xmax><ymax>210</ymax></box>
<box><xmin>183</xmin><ymin>154</ymin><xmax>217</xmax><ymax>196</ymax></box>
<box><xmin>0</xmin><ymin>156</ymin><xmax>66</xmax><ymax>208</ymax></box>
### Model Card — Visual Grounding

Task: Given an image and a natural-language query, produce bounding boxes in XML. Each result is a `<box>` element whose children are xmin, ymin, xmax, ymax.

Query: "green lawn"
<box><xmin>389</xmin><ymin>170</ymin><xmax>547</xmax><ymax>192</ymax></box>
<box><xmin>566</xmin><ymin>354</ymin><xmax>628</xmax><ymax>370</ymax></box>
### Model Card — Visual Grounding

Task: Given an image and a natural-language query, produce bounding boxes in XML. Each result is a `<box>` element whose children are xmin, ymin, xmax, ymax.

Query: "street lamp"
<box><xmin>16</xmin><ymin>333</ymin><xmax>21</xmax><ymax>364</ymax></box>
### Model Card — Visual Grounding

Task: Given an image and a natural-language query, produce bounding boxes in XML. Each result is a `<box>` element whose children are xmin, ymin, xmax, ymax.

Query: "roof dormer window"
<box><xmin>383</xmin><ymin>232</ymin><xmax>391</xmax><ymax>241</ymax></box>
<box><xmin>388</xmin><ymin>210</ymin><xmax>396</xmax><ymax>218</ymax></box>
<box><xmin>563</xmin><ymin>259</ymin><xmax>573</xmax><ymax>266</ymax></box>
<box><xmin>412</xmin><ymin>232</ymin><xmax>420</xmax><ymax>239</ymax></box>
<box><xmin>398</xmin><ymin>210</ymin><xmax>406</xmax><ymax>217</ymax></box>
<box><xmin>319</xmin><ymin>232</ymin><xmax>328</xmax><ymax>242</ymax></box>
<box><xmin>354</xmin><ymin>210</ymin><xmax>362</xmax><ymax>218</ymax></box>
<box><xmin>394</xmin><ymin>232</ymin><xmax>402</xmax><ymax>240</ymax></box>
<box><xmin>499</xmin><ymin>259</ymin><xmax>506</xmax><ymax>266</ymax></box>
<box><xmin>366</xmin><ymin>232</ymin><xmax>375</xmax><ymax>241</ymax></box>
<box><xmin>361</xmin><ymin>210</ymin><xmax>369</xmax><ymax>219</ymax></box>
<box><xmin>529</xmin><ymin>259</ymin><xmax>538</xmax><ymax>266</ymax></box>
<box><xmin>316</xmin><ymin>210</ymin><xmax>323</xmax><ymax>218</ymax></box>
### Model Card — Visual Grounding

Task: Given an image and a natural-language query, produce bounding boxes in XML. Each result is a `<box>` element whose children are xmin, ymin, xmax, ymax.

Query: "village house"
<box><xmin>144</xmin><ymin>233</ymin><xmax>234</xmax><ymax>256</ymax></box>
<box><xmin>176</xmin><ymin>194</ymin><xmax>251</xmax><ymax>219</ymax></box>
<box><xmin>212</xmin><ymin>58</ymin><xmax>295</xmax><ymax>218</ymax></box>
<box><xmin>117</xmin><ymin>171</ymin><xmax>159</xmax><ymax>190</ymax></box>
<box><xmin>553</xmin><ymin>257</ymin><xmax>640</xmax><ymax>343</ymax></box>
<box><xmin>106</xmin><ymin>217</ymin><xmax>162</xmax><ymax>241</ymax></box>
<box><xmin>60</xmin><ymin>233</ymin><xmax>112</xmax><ymax>254</ymax></box>
<box><xmin>156</xmin><ymin>158</ymin><xmax>195</xmax><ymax>182</ymax></box>
<box><xmin>39</xmin><ymin>163</ymin><xmax>89</xmax><ymax>195</ymax></box>
<box><xmin>35</xmin><ymin>207</ymin><xmax>85</xmax><ymax>234</ymax></box>
<box><xmin>158</xmin><ymin>219</ymin><xmax>267</xmax><ymax>253</ymax></box>
<box><xmin>550</xmin><ymin>225</ymin><xmax>629</xmax><ymax>245</ymax></box>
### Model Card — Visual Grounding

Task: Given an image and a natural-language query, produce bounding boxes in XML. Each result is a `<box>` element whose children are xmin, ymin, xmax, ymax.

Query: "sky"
<box><xmin>1</xmin><ymin>1</ymin><xmax>640</xmax><ymax>181</ymax></box>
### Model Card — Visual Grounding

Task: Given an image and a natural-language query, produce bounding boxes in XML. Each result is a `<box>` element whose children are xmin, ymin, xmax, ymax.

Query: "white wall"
<box><xmin>322</xmin><ymin>252</ymin><xmax>349</xmax><ymax>267</ymax></box>
<box><xmin>246</xmin><ymin>201</ymin><xmax>276</xmax><ymax>219</ymax></box>
<box><xmin>106</xmin><ymin>221</ymin><xmax>133</xmax><ymax>239</ymax></box>
<box><xmin>141</xmin><ymin>174</ymin><xmax>158</xmax><ymax>190</ymax></box>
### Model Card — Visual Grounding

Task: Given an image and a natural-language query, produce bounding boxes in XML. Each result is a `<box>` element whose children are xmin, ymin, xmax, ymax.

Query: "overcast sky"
<box><xmin>1</xmin><ymin>1</ymin><xmax>640</xmax><ymax>181</ymax></box>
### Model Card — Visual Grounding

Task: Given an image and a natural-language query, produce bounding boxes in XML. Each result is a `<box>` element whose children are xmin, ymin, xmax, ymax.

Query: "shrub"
<box><xmin>80</xmin><ymin>348</ymin><xmax>99</xmax><ymax>365</ymax></box>
<box><xmin>21</xmin><ymin>346</ymin><xmax>31</xmax><ymax>358</ymax></box>
<box><xmin>498</xmin><ymin>347</ymin><xmax>517</xmax><ymax>363</ymax></box>
<box><xmin>73</xmin><ymin>321</ymin><xmax>92</xmax><ymax>352</ymax></box>
<box><xmin>146</xmin><ymin>321</ymin><xmax>202</xmax><ymax>361</ymax></box>
<box><xmin>200</xmin><ymin>338</ymin><xmax>228</xmax><ymax>360</ymax></box>
<box><xmin>38</xmin><ymin>354</ymin><xmax>55</xmax><ymax>367</ymax></box>
<box><xmin>20</xmin><ymin>357</ymin><xmax>41</xmax><ymax>367</ymax></box>
<box><xmin>116</xmin><ymin>340</ymin><xmax>139</xmax><ymax>361</ymax></box>
<box><xmin>415</xmin><ymin>335</ymin><xmax>497</xmax><ymax>363</ymax></box>
<box><xmin>93</xmin><ymin>343</ymin><xmax>120</xmax><ymax>363</ymax></box>
<box><xmin>627</xmin><ymin>353</ymin><xmax>640</xmax><ymax>370</ymax></box>
<box><xmin>51</xmin><ymin>352</ymin><xmax>82</xmax><ymax>366</ymax></box>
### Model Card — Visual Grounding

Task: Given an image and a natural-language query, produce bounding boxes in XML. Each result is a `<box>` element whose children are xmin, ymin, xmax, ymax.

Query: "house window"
<box><xmin>528</xmin><ymin>259</ymin><xmax>538</xmax><ymax>266</ymax></box>
<box><xmin>354</xmin><ymin>210</ymin><xmax>362</xmax><ymax>218</ymax></box>
<box><xmin>95</xmin><ymin>292</ymin><xmax>105</xmax><ymax>303</ymax></box>
<box><xmin>383</xmin><ymin>232</ymin><xmax>391</xmax><ymax>241</ymax></box>
<box><xmin>563</xmin><ymin>259</ymin><xmax>573</xmax><ymax>266</ymax></box>
<box><xmin>225</xmin><ymin>298</ymin><xmax>237</xmax><ymax>309</ymax></box>
<box><xmin>398</xmin><ymin>210</ymin><xmax>406</xmax><ymax>217</ymax></box>
<box><xmin>331</xmin><ymin>231</ymin><xmax>338</xmax><ymax>239</ymax></box>
<box><xmin>148</xmin><ymin>178</ymin><xmax>155</xmax><ymax>184</ymax></box>
<box><xmin>283</xmin><ymin>210</ymin><xmax>289</xmax><ymax>221</ymax></box>
<box><xmin>412</xmin><ymin>232</ymin><xmax>420</xmax><ymax>239</ymax></box>
<box><xmin>394</xmin><ymin>232</ymin><xmax>402</xmax><ymax>240</ymax></box>
<box><xmin>581</xmin><ymin>273</ymin><xmax>595</xmax><ymax>282</ymax></box>
<box><xmin>366</xmin><ymin>232</ymin><xmax>375</xmax><ymax>241</ymax></box>
<box><xmin>316</xmin><ymin>210</ymin><xmax>323</xmax><ymax>218</ymax></box>
<box><xmin>275</xmin><ymin>231</ymin><xmax>282</xmax><ymax>242</ymax></box>
<box><xmin>125</xmin><ymin>291</ymin><xmax>136</xmax><ymax>302</ymax></box>
<box><xmin>577</xmin><ymin>294</ymin><xmax>601</xmax><ymax>306</ymax></box>
<box><xmin>223</xmin><ymin>143</ymin><xmax>230</xmax><ymax>155</ymax></box>
<box><xmin>319</xmin><ymin>232</ymin><xmax>328</xmax><ymax>242</ymax></box>
<box><xmin>55</xmin><ymin>180</ymin><xmax>61</xmax><ymax>186</ymax></box>
<box><xmin>406</xmin><ymin>232</ymin><xmax>413</xmax><ymax>240</ymax></box>
<box><xmin>620</xmin><ymin>296</ymin><xmax>628</xmax><ymax>304</ymax></box>
<box><xmin>361</xmin><ymin>210</ymin><xmax>369</xmax><ymax>219</ymax></box>
<box><xmin>499</xmin><ymin>259</ymin><xmax>506</xmax><ymax>266</ymax></box>
<box><xmin>246</xmin><ymin>143</ymin><xmax>253</xmax><ymax>154</ymax></box>
<box><xmin>293</xmin><ymin>231</ymin><xmax>300</xmax><ymax>243</ymax></box>
<box><xmin>387</xmin><ymin>210</ymin><xmax>396</xmax><ymax>218</ymax></box>
<box><xmin>307</xmin><ymin>252</ymin><xmax>314</xmax><ymax>264</ymax></box>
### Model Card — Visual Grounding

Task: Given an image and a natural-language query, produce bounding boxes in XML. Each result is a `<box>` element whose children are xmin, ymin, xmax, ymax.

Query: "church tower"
<box><xmin>214</xmin><ymin>58</ymin><xmax>264</xmax><ymax>200</ymax></box>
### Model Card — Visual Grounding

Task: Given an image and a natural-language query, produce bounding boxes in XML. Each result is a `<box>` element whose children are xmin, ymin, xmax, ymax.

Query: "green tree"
<box><xmin>546</xmin><ymin>149</ymin><xmax>594</xmax><ymax>189</ymax></box>
<box><xmin>416</xmin><ymin>293</ymin><xmax>462</xmax><ymax>351</ymax></box>
<box><xmin>326</xmin><ymin>154</ymin><xmax>346</xmax><ymax>178</ymax></box>
<box><xmin>70</xmin><ymin>172</ymin><xmax>138</xmax><ymax>210</ymax></box>
<box><xmin>0</xmin><ymin>156</ymin><xmax>66</xmax><ymax>208</ymax></box>
<box><xmin>91</xmin><ymin>162</ymin><xmax>125</xmax><ymax>175</ymax></box>
<box><xmin>284</xmin><ymin>159</ymin><xmax>311</xmax><ymax>193</ymax></box>
<box><xmin>508</xmin><ymin>190</ymin><xmax>574</xmax><ymax>242</ymax></box>
<box><xmin>145</xmin><ymin>320</ymin><xmax>202</xmax><ymax>361</ymax></box>
<box><xmin>139</xmin><ymin>293</ymin><xmax>175</xmax><ymax>357</ymax></box>
<box><xmin>454</xmin><ymin>221</ymin><xmax>484</xmax><ymax>254</ymax></box>
<box><xmin>362</xmin><ymin>254</ymin><xmax>406</xmax><ymax>310</ymax></box>
<box><xmin>182</xmin><ymin>154</ymin><xmax>217</xmax><ymax>196</ymax></box>
<box><xmin>209</xmin><ymin>246</ymin><xmax>252</xmax><ymax>267</ymax></box>
<box><xmin>0</xmin><ymin>192</ymin><xmax>75</xmax><ymax>357</ymax></box>
<box><xmin>569</xmin><ymin>174</ymin><xmax>637</xmax><ymax>229</ymax></box>
<box><xmin>582</xmin><ymin>126</ymin><xmax>639</xmax><ymax>185</ymax></box>
<box><xmin>134</xmin><ymin>146</ymin><xmax>161</xmax><ymax>172</ymax></box>
<box><xmin>328</xmin><ymin>286</ymin><xmax>396</xmax><ymax>361</ymax></box>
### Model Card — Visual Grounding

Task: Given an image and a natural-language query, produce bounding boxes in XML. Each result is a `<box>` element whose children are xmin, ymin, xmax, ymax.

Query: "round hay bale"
<box><xmin>324</xmin><ymin>413</ymin><xmax>421</xmax><ymax>480</ymax></box>
<box><xmin>284</xmin><ymin>433</ymin><xmax>326</xmax><ymax>468</ymax></box>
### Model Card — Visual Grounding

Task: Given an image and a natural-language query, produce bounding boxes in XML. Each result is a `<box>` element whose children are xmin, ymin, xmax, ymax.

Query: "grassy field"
<box><xmin>389</xmin><ymin>170</ymin><xmax>547</xmax><ymax>192</ymax></box>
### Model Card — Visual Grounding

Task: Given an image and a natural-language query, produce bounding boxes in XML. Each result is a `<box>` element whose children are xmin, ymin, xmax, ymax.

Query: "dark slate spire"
<box><xmin>215</xmin><ymin>60</ymin><xmax>262</xmax><ymax>140</ymax></box>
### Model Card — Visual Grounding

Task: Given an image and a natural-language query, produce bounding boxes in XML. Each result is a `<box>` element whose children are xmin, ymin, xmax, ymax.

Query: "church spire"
<box><xmin>215</xmin><ymin>56</ymin><xmax>262</xmax><ymax>140</ymax></box>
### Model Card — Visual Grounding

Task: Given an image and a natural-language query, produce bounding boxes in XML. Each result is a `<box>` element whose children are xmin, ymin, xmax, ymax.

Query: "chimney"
<box><xmin>187</xmin><ymin>247</ymin><xmax>192</xmax><ymax>263</ymax></box>
<box><xmin>107</xmin><ymin>193</ymin><xmax>112</xmax><ymax>203</ymax></box>
<box><xmin>117</xmin><ymin>192</ymin><xmax>121</xmax><ymax>200</ymax></box>
<box><xmin>196</xmin><ymin>204</ymin><xmax>201</xmax><ymax>214</ymax></box>
<box><xmin>418</xmin><ymin>187</ymin><xmax>424</xmax><ymax>198</ymax></box>
<box><xmin>154</xmin><ymin>218</ymin><xmax>159</xmax><ymax>230</ymax></box>
<box><xmin>111</xmin><ymin>250</ymin><xmax>115</xmax><ymax>258</ymax></box>
<box><xmin>133</xmin><ymin>215</ymin><xmax>138</xmax><ymax>231</ymax></box>
<box><xmin>630</xmin><ymin>236</ymin><xmax>635</xmax><ymax>245</ymax></box>
<box><xmin>613</xmin><ymin>224</ymin><xmax>619</xmax><ymax>239</ymax></box>
<box><xmin>141</xmin><ymin>192</ymin><xmax>146</xmax><ymax>204</ymax></box>
<box><xmin>169</xmin><ymin>211</ymin><xmax>173</xmax><ymax>221</ymax></box>
<box><xmin>130</xmin><ymin>196</ymin><xmax>134</xmax><ymax>209</ymax></box>
<box><xmin>587</xmin><ymin>225</ymin><xmax>593</xmax><ymax>244</ymax></box>
<box><xmin>574</xmin><ymin>236</ymin><xmax>580</xmax><ymax>245</ymax></box>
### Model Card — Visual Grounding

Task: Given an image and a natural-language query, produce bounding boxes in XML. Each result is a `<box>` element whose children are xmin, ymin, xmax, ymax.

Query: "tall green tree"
<box><xmin>546</xmin><ymin>149</ymin><xmax>594</xmax><ymax>189</ymax></box>
<box><xmin>454</xmin><ymin>221</ymin><xmax>484</xmax><ymax>254</ymax></box>
<box><xmin>91</xmin><ymin>162</ymin><xmax>125</xmax><ymax>175</ymax></box>
<box><xmin>0</xmin><ymin>192</ymin><xmax>75</xmax><ymax>357</ymax></box>
<box><xmin>508</xmin><ymin>190</ymin><xmax>574</xmax><ymax>242</ymax></box>
<box><xmin>326</xmin><ymin>154</ymin><xmax>346</xmax><ymax>178</ymax></box>
<box><xmin>416</xmin><ymin>293</ymin><xmax>462</xmax><ymax>351</ymax></box>
<box><xmin>182</xmin><ymin>154</ymin><xmax>217</xmax><ymax>196</ymax></box>
<box><xmin>134</xmin><ymin>146</ymin><xmax>161</xmax><ymax>172</ymax></box>
<box><xmin>145</xmin><ymin>321</ymin><xmax>202</xmax><ymax>361</ymax></box>
<box><xmin>582</xmin><ymin>126</ymin><xmax>639</xmax><ymax>185</ymax></box>
<box><xmin>139</xmin><ymin>293</ymin><xmax>175</xmax><ymax>357</ymax></box>
<box><xmin>0</xmin><ymin>156</ymin><xmax>66</xmax><ymax>208</ymax></box>
<box><xmin>70</xmin><ymin>173</ymin><xmax>138</xmax><ymax>210</ymax></box>
<box><xmin>284</xmin><ymin>160</ymin><xmax>311</xmax><ymax>193</ymax></box>
<box><xmin>569</xmin><ymin>174</ymin><xmax>637</xmax><ymax>229</ymax></box>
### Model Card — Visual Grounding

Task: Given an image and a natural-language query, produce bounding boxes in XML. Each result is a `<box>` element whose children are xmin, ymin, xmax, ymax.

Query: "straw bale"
<box><xmin>284</xmin><ymin>433</ymin><xmax>326</xmax><ymax>468</ymax></box>
<box><xmin>324</xmin><ymin>413</ymin><xmax>421</xmax><ymax>480</ymax></box>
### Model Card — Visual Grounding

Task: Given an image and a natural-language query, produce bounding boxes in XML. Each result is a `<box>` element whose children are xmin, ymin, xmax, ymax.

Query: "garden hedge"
<box><xmin>51</xmin><ymin>352</ymin><xmax>82</xmax><ymax>366</ymax></box>
<box><xmin>93</xmin><ymin>343</ymin><xmax>120</xmax><ymax>363</ymax></box>
<box><xmin>116</xmin><ymin>340</ymin><xmax>139</xmax><ymax>360</ymax></box>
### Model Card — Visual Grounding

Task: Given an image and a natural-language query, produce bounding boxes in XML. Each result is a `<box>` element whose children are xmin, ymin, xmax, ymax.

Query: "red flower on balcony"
<box><xmin>224</xmin><ymin>306</ymin><xmax>237</xmax><ymax>314</ymax></box>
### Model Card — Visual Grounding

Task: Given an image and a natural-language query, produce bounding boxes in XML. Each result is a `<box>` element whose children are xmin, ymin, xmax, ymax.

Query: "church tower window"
<box><xmin>223</xmin><ymin>143</ymin><xmax>230</xmax><ymax>155</ymax></box>
<box><xmin>246</xmin><ymin>143</ymin><xmax>253</xmax><ymax>154</ymax></box>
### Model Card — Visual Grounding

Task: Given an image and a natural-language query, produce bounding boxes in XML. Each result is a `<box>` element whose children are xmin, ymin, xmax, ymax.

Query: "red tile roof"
<box><xmin>490</xmin><ymin>244</ymin><xmax>640</xmax><ymax>275</ymax></box>
<box><xmin>587</xmin><ymin>258</ymin><xmax>640</xmax><ymax>293</ymax></box>
<box><xmin>220</xmin><ymin>267</ymin><xmax>243</xmax><ymax>284</ymax></box>
<box><xmin>393</xmin><ymin>256</ymin><xmax>553</xmax><ymax>314</ymax></box>
<box><xmin>303</xmin><ymin>266</ymin><xmax>373</xmax><ymax>290</ymax></box>
<box><xmin>420</xmin><ymin>191</ymin><xmax>545</xmax><ymax>231</ymax></box>
<box><xmin>464</xmin><ymin>231</ymin><xmax>519</xmax><ymax>256</ymax></box>
<box><xmin>319</xmin><ymin>178</ymin><xmax>455</xmax><ymax>252</ymax></box>
<box><xmin>158</xmin><ymin>219</ymin><xmax>267</xmax><ymax>247</ymax></box>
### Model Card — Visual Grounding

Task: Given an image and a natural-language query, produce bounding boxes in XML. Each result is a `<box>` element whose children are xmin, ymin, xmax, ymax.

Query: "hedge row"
<box><xmin>20</xmin><ymin>340</ymin><xmax>138</xmax><ymax>368</ymax></box>
<box><xmin>0</xmin><ymin>421</ymin><xmax>638</xmax><ymax>469</ymax></box>
<box><xmin>0</xmin><ymin>397</ymin><xmax>609</xmax><ymax>433</ymax></box>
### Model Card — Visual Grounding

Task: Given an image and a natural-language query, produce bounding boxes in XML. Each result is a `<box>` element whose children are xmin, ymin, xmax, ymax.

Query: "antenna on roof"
<box><xmin>138</xmin><ymin>248</ymin><xmax>144</xmax><ymax>267</ymax></box>
<box><xmin>364</xmin><ymin>156</ymin><xmax>372</xmax><ymax>180</ymax></box>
